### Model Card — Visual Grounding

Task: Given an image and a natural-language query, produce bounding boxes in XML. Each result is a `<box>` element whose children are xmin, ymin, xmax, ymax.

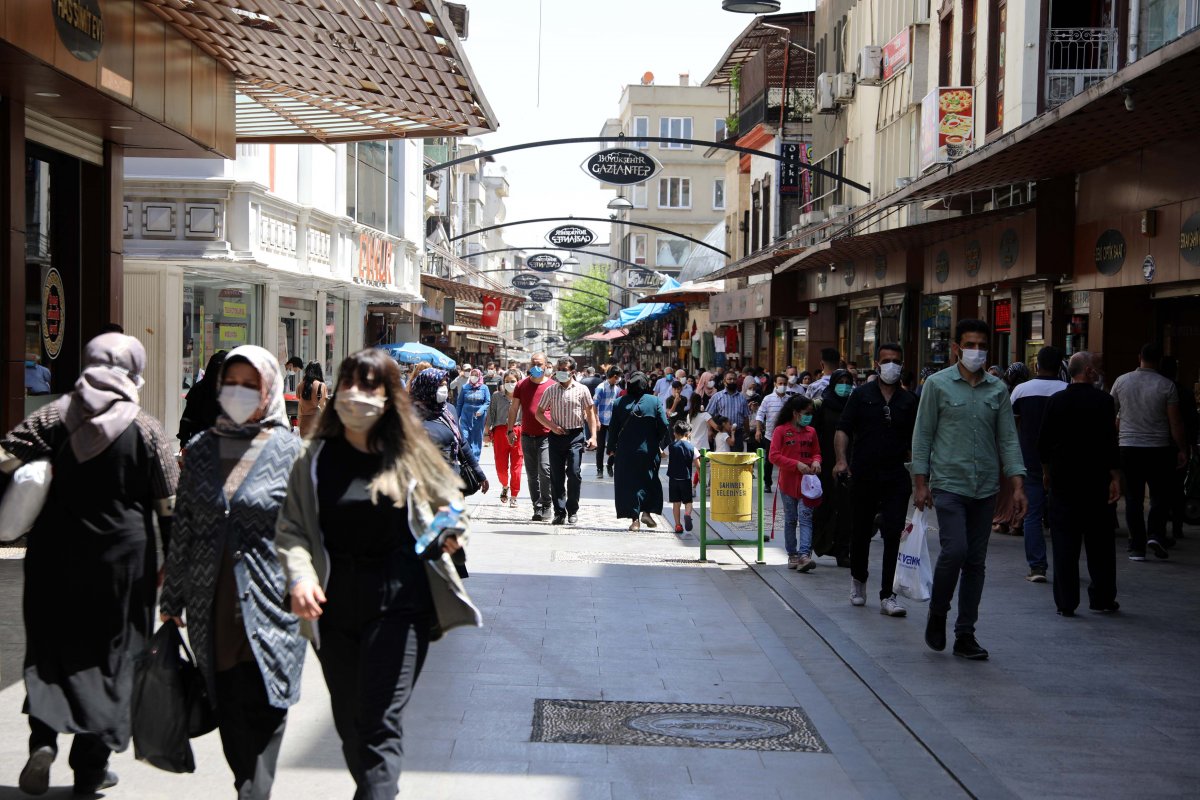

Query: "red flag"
<box><xmin>480</xmin><ymin>295</ymin><xmax>501</xmax><ymax>328</ymax></box>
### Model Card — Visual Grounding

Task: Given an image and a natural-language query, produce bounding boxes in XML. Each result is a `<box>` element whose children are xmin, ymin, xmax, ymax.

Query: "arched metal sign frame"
<box><xmin>448</xmin><ymin>215</ymin><xmax>729</xmax><ymax>258</ymax></box>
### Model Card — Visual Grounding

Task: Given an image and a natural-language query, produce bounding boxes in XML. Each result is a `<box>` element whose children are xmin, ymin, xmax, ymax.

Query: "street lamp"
<box><xmin>563</xmin><ymin>254</ymin><xmax>580</xmax><ymax>267</ymax></box>
<box><xmin>721</xmin><ymin>0</ymin><xmax>781</xmax><ymax>12</ymax></box>
<box><xmin>606</xmin><ymin>195</ymin><xmax>634</xmax><ymax>211</ymax></box>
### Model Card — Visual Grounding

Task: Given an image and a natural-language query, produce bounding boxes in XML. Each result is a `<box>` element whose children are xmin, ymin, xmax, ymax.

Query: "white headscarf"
<box><xmin>211</xmin><ymin>345</ymin><xmax>289</xmax><ymax>437</ymax></box>
<box><xmin>57</xmin><ymin>333</ymin><xmax>146</xmax><ymax>463</ymax></box>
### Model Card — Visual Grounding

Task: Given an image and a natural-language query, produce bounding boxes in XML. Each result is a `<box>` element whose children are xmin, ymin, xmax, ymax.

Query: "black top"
<box><xmin>580</xmin><ymin>375</ymin><xmax>604</xmax><ymax>394</ymax></box>
<box><xmin>836</xmin><ymin>380</ymin><xmax>917</xmax><ymax>476</ymax></box>
<box><xmin>667</xmin><ymin>439</ymin><xmax>695</xmax><ymax>480</ymax></box>
<box><xmin>317</xmin><ymin>436</ymin><xmax>419</xmax><ymax>559</ymax></box>
<box><xmin>1038</xmin><ymin>383</ymin><xmax>1120</xmax><ymax>490</ymax></box>
<box><xmin>421</xmin><ymin>406</ymin><xmax>486</xmax><ymax>484</ymax></box>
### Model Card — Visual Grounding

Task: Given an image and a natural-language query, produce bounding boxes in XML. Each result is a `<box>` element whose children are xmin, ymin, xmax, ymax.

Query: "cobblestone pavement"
<box><xmin>0</xmin><ymin>450</ymin><xmax>1197</xmax><ymax>799</ymax></box>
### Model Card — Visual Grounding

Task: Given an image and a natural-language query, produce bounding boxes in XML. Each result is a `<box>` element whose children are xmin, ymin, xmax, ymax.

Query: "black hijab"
<box><xmin>177</xmin><ymin>349</ymin><xmax>228</xmax><ymax>444</ymax></box>
<box><xmin>625</xmin><ymin>371</ymin><xmax>651</xmax><ymax>398</ymax></box>
<box><xmin>819</xmin><ymin>368</ymin><xmax>854</xmax><ymax>413</ymax></box>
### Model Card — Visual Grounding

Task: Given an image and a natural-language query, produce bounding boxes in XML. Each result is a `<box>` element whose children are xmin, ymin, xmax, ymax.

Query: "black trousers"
<box><xmin>317</xmin><ymin>554</ymin><xmax>431</xmax><ymax>800</ymax></box>
<box><xmin>1048</xmin><ymin>486</ymin><xmax>1117</xmax><ymax>613</ymax></box>
<box><xmin>595</xmin><ymin>424</ymin><xmax>615</xmax><ymax>472</ymax></box>
<box><xmin>759</xmin><ymin>436</ymin><xmax>773</xmax><ymax>486</ymax></box>
<box><xmin>548</xmin><ymin>428</ymin><xmax>585</xmax><ymax>517</ymax></box>
<box><xmin>28</xmin><ymin>715</ymin><xmax>109</xmax><ymax>773</ymax></box>
<box><xmin>215</xmin><ymin>661</ymin><xmax>288</xmax><ymax>800</ymax></box>
<box><xmin>1120</xmin><ymin>446</ymin><xmax>1175</xmax><ymax>551</ymax></box>
<box><xmin>849</xmin><ymin>470</ymin><xmax>909</xmax><ymax>599</ymax></box>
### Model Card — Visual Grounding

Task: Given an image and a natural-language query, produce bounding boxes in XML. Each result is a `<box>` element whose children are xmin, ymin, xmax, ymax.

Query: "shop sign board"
<box><xmin>919</xmin><ymin>87</ymin><xmax>974</xmax><ymax>172</ymax></box>
<box><xmin>524</xmin><ymin>330</ymin><xmax>540</xmax><ymax>339</ymax></box>
<box><xmin>222</xmin><ymin>301</ymin><xmax>248</xmax><ymax>319</ymax></box>
<box><xmin>779</xmin><ymin>142</ymin><xmax>804</xmax><ymax>196</ymax></box>
<box><xmin>1142</xmin><ymin>254</ymin><xmax>1156</xmax><ymax>283</ymax></box>
<box><xmin>545</xmin><ymin>225</ymin><xmax>596</xmax><ymax>249</ymax></box>
<box><xmin>1180</xmin><ymin>211</ymin><xmax>1200</xmax><ymax>266</ymax></box>
<box><xmin>934</xmin><ymin>250</ymin><xmax>950</xmax><ymax>284</ymax></box>
<box><xmin>523</xmin><ymin>303</ymin><xmax>544</xmax><ymax>312</ymax></box>
<box><xmin>529</xmin><ymin>288</ymin><xmax>554</xmax><ymax>303</ymax></box>
<box><xmin>998</xmin><ymin>228</ymin><xmax>1019</xmax><ymax>271</ymax></box>
<box><xmin>626</xmin><ymin>268</ymin><xmax>665</xmax><ymax>289</ymax></box>
<box><xmin>526</xmin><ymin>253</ymin><xmax>563</xmax><ymax>272</ymax></box>
<box><xmin>355</xmin><ymin>230</ymin><xmax>394</xmax><ymax>287</ymax></box>
<box><xmin>512</xmin><ymin>273</ymin><xmax>543</xmax><ymax>289</ymax></box>
<box><xmin>54</xmin><ymin>0</ymin><xmax>104</xmax><ymax>61</ymax></box>
<box><xmin>580</xmin><ymin>148</ymin><xmax>661</xmax><ymax>185</ymax></box>
<box><xmin>882</xmin><ymin>27</ymin><xmax>910</xmax><ymax>81</ymax></box>
<box><xmin>41</xmin><ymin>268</ymin><xmax>65</xmax><ymax>359</ymax></box>
<box><xmin>994</xmin><ymin>299</ymin><xmax>1012</xmax><ymax>333</ymax></box>
<box><xmin>1094</xmin><ymin>228</ymin><xmax>1126</xmax><ymax>275</ymax></box>
<box><xmin>965</xmin><ymin>240</ymin><xmax>982</xmax><ymax>277</ymax></box>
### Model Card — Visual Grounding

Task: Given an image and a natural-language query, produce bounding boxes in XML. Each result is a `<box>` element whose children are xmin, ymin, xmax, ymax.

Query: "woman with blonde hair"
<box><xmin>276</xmin><ymin>349</ymin><xmax>480</xmax><ymax>800</ymax></box>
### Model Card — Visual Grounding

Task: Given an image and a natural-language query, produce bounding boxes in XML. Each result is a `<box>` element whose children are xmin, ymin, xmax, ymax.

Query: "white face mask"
<box><xmin>787</xmin><ymin>375</ymin><xmax>797</xmax><ymax>384</ymax></box>
<box><xmin>708</xmin><ymin>381</ymin><xmax>716</xmax><ymax>389</ymax></box>
<box><xmin>555</xmin><ymin>371</ymin><xmax>571</xmax><ymax>383</ymax></box>
<box><xmin>960</xmin><ymin>349</ymin><xmax>988</xmax><ymax>373</ymax></box>
<box><xmin>435</xmin><ymin>386</ymin><xmax>449</xmax><ymax>404</ymax></box>
<box><xmin>335</xmin><ymin>389</ymin><xmax>386</xmax><ymax>432</ymax></box>
<box><xmin>219</xmin><ymin>385</ymin><xmax>262</xmax><ymax>425</ymax></box>
<box><xmin>774</xmin><ymin>385</ymin><xmax>787</xmax><ymax>395</ymax></box>
<box><xmin>878</xmin><ymin>362</ymin><xmax>903</xmax><ymax>385</ymax></box>
<box><xmin>744</xmin><ymin>388</ymin><xmax>755</xmax><ymax>398</ymax></box>
<box><xmin>503</xmin><ymin>382</ymin><xmax>516</xmax><ymax>394</ymax></box>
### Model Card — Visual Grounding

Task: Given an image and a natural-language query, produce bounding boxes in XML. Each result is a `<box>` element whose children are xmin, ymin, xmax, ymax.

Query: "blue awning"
<box><xmin>602</xmin><ymin>278</ymin><xmax>682</xmax><ymax>329</ymax></box>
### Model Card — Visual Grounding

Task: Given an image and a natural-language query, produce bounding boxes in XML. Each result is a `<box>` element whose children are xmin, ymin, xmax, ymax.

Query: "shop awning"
<box><xmin>583</xmin><ymin>328</ymin><xmax>629</xmax><ymax>341</ymax></box>
<box><xmin>638</xmin><ymin>280</ymin><xmax>724</xmax><ymax>304</ymax></box>
<box><xmin>142</xmin><ymin>0</ymin><xmax>498</xmax><ymax>142</ymax></box>
<box><xmin>708</xmin><ymin>245</ymin><xmax>804</xmax><ymax>282</ymax></box>
<box><xmin>420</xmin><ymin>274</ymin><xmax>526</xmax><ymax>311</ymax></box>
<box><xmin>602</xmin><ymin>279</ymin><xmax>682</xmax><ymax>329</ymax></box>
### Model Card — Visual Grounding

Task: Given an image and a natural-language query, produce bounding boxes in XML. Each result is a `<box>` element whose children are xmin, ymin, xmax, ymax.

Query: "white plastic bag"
<box><xmin>893</xmin><ymin>506</ymin><xmax>934</xmax><ymax>602</ymax></box>
<box><xmin>0</xmin><ymin>460</ymin><xmax>52</xmax><ymax>541</ymax></box>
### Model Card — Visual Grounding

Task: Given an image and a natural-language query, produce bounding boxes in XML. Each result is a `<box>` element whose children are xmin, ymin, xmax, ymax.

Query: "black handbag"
<box><xmin>436</xmin><ymin>415</ymin><xmax>481</xmax><ymax>496</ymax></box>
<box><xmin>131</xmin><ymin>622</ymin><xmax>216</xmax><ymax>774</ymax></box>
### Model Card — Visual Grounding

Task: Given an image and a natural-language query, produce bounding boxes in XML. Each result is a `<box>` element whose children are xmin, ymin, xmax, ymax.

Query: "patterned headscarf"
<box><xmin>1004</xmin><ymin>361</ymin><xmax>1031</xmax><ymax>390</ymax></box>
<box><xmin>409</xmin><ymin>368</ymin><xmax>447</xmax><ymax>419</ymax></box>
<box><xmin>57</xmin><ymin>333</ymin><xmax>146</xmax><ymax>463</ymax></box>
<box><xmin>211</xmin><ymin>345</ymin><xmax>289</xmax><ymax>437</ymax></box>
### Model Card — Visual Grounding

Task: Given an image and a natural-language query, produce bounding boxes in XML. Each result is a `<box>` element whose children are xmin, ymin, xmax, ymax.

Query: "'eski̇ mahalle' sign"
<box><xmin>526</xmin><ymin>253</ymin><xmax>563</xmax><ymax>272</ymax></box>
<box><xmin>545</xmin><ymin>225</ymin><xmax>595</xmax><ymax>249</ymax></box>
<box><xmin>580</xmin><ymin>148</ymin><xmax>662</xmax><ymax>185</ymax></box>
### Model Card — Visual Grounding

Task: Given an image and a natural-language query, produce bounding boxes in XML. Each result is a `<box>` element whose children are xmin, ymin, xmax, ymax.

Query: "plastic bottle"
<box><xmin>414</xmin><ymin>499</ymin><xmax>466</xmax><ymax>556</ymax></box>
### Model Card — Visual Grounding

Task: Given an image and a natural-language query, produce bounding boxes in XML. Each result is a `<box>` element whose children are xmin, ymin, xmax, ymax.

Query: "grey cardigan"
<box><xmin>483</xmin><ymin>390</ymin><xmax>520</xmax><ymax>432</ymax></box>
<box><xmin>275</xmin><ymin>439</ymin><xmax>482</xmax><ymax>644</ymax></box>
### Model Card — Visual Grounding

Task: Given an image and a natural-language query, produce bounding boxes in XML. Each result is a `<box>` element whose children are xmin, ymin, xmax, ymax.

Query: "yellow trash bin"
<box><xmin>708</xmin><ymin>452</ymin><xmax>758</xmax><ymax>522</ymax></box>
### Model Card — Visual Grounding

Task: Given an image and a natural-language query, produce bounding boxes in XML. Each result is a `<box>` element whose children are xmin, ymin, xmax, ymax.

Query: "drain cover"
<box><xmin>531</xmin><ymin>699</ymin><xmax>827</xmax><ymax>752</ymax></box>
<box><xmin>552</xmin><ymin>551</ymin><xmax>710</xmax><ymax>567</ymax></box>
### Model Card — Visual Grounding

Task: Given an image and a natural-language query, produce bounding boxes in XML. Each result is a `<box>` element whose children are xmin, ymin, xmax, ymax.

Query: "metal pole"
<box><xmin>756</xmin><ymin>448</ymin><xmax>765</xmax><ymax>564</ymax></box>
<box><xmin>698</xmin><ymin>451</ymin><xmax>708</xmax><ymax>563</ymax></box>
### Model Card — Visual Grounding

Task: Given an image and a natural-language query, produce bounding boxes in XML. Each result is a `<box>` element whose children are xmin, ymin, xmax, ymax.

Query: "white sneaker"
<box><xmin>880</xmin><ymin>594</ymin><xmax>907</xmax><ymax>617</ymax></box>
<box><xmin>850</xmin><ymin>578</ymin><xmax>867</xmax><ymax>607</ymax></box>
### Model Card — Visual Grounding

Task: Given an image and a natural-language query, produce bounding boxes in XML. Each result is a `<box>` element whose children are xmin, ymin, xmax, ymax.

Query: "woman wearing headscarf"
<box><xmin>608</xmin><ymin>372</ymin><xmax>671</xmax><ymax>531</ymax></box>
<box><xmin>1</xmin><ymin>333</ymin><xmax>178</xmax><ymax>796</ymax></box>
<box><xmin>409</xmin><ymin>368</ymin><xmax>488</xmax><ymax>497</ymax></box>
<box><xmin>276</xmin><ymin>349</ymin><xmax>481</xmax><ymax>800</ymax></box>
<box><xmin>697</xmin><ymin>370</ymin><xmax>717</xmax><ymax>400</ymax></box>
<box><xmin>991</xmin><ymin>362</ymin><xmax>1031</xmax><ymax>534</ymax></box>
<box><xmin>178</xmin><ymin>349</ymin><xmax>229</xmax><ymax>447</ymax></box>
<box><xmin>159</xmin><ymin>344</ymin><xmax>306</xmax><ymax>798</ymax></box>
<box><xmin>811</xmin><ymin>369</ymin><xmax>855</xmax><ymax>566</ymax></box>
<box><xmin>455</xmin><ymin>367</ymin><xmax>491</xmax><ymax>461</ymax></box>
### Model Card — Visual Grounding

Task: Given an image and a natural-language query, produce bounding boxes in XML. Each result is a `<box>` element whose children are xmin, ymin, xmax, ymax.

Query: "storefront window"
<box><xmin>325</xmin><ymin>297</ymin><xmax>347</xmax><ymax>377</ymax></box>
<box><xmin>278</xmin><ymin>296</ymin><xmax>318</xmax><ymax>370</ymax></box>
<box><xmin>920</xmin><ymin>295</ymin><xmax>953</xmax><ymax>371</ymax></box>
<box><xmin>790</xmin><ymin>322</ymin><xmax>808</xmax><ymax>371</ymax></box>
<box><xmin>183</xmin><ymin>276</ymin><xmax>262</xmax><ymax>389</ymax></box>
<box><xmin>849</xmin><ymin>307</ymin><xmax>879</xmax><ymax>368</ymax></box>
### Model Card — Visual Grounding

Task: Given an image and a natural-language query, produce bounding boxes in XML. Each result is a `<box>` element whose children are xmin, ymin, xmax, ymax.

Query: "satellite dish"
<box><xmin>641</xmin><ymin>71</ymin><xmax>654</xmax><ymax>85</ymax></box>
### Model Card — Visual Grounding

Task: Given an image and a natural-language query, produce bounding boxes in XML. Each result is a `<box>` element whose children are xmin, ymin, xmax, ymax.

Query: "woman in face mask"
<box><xmin>484</xmin><ymin>369</ymin><xmax>524</xmax><ymax>507</ymax></box>
<box><xmin>160</xmin><ymin>344</ymin><xmax>306</xmax><ymax>798</ymax></box>
<box><xmin>697</xmin><ymin>371</ymin><xmax>716</xmax><ymax>398</ymax></box>
<box><xmin>5</xmin><ymin>334</ymin><xmax>178</xmax><ymax>796</ymax></box>
<box><xmin>274</xmin><ymin>350</ymin><xmax>480</xmax><ymax>799</ymax></box>
<box><xmin>410</xmin><ymin>368</ymin><xmax>489</xmax><ymax>500</ymax></box>
<box><xmin>809</xmin><ymin>369</ymin><xmax>857</xmax><ymax>567</ymax></box>
<box><xmin>454</xmin><ymin>367</ymin><xmax>491</xmax><ymax>462</ymax></box>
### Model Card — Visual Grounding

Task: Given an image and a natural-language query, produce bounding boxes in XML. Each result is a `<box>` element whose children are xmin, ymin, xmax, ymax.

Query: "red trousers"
<box><xmin>493</xmin><ymin>425</ymin><xmax>523</xmax><ymax>495</ymax></box>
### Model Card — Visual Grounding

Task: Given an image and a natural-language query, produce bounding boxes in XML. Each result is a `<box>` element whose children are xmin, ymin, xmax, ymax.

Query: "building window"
<box><xmin>631</xmin><ymin>233</ymin><xmax>647</xmax><ymax>265</ymax></box>
<box><xmin>632</xmin><ymin>182</ymin><xmax>648</xmax><ymax>208</ymax></box>
<box><xmin>658</xmin><ymin>177</ymin><xmax>692</xmax><ymax>208</ymax></box>
<box><xmin>633</xmin><ymin>116</ymin><xmax>649</xmax><ymax>148</ymax></box>
<box><xmin>713</xmin><ymin>178</ymin><xmax>726</xmax><ymax>210</ymax></box>
<box><xmin>346</xmin><ymin>142</ymin><xmax>405</xmax><ymax>236</ymax></box>
<box><xmin>715</xmin><ymin>118</ymin><xmax>728</xmax><ymax>141</ymax></box>
<box><xmin>655</xmin><ymin>236</ymin><xmax>693</xmax><ymax>268</ymax></box>
<box><xmin>962</xmin><ymin>0</ymin><xmax>977</xmax><ymax>85</ymax></box>
<box><xmin>939</xmin><ymin>14</ymin><xmax>954</xmax><ymax>86</ymax></box>
<box><xmin>988</xmin><ymin>0</ymin><xmax>1007</xmax><ymax>132</ymax></box>
<box><xmin>659</xmin><ymin>117</ymin><xmax>693</xmax><ymax>149</ymax></box>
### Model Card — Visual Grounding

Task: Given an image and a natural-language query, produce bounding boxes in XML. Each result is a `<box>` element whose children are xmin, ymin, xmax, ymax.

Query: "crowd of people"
<box><xmin>1</xmin><ymin>323</ymin><xmax>1196</xmax><ymax>796</ymax></box>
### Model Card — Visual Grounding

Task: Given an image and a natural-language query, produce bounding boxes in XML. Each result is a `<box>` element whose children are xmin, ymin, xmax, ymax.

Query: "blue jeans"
<box><xmin>931</xmin><ymin>490</ymin><xmax>996</xmax><ymax>637</ymax></box>
<box><xmin>1022</xmin><ymin>477</ymin><xmax>1048</xmax><ymax>570</ymax></box>
<box><xmin>780</xmin><ymin>492</ymin><xmax>814</xmax><ymax>557</ymax></box>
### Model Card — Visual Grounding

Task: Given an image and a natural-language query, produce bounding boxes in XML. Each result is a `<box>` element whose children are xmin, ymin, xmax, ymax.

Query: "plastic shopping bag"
<box><xmin>893</xmin><ymin>507</ymin><xmax>934</xmax><ymax>602</ymax></box>
<box><xmin>131</xmin><ymin>622</ymin><xmax>215</xmax><ymax>773</ymax></box>
<box><xmin>0</xmin><ymin>460</ymin><xmax>51</xmax><ymax>541</ymax></box>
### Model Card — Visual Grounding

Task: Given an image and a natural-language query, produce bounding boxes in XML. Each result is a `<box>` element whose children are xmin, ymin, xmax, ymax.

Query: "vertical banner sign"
<box><xmin>800</xmin><ymin>143</ymin><xmax>813</xmax><ymax>212</ymax></box>
<box><xmin>480</xmin><ymin>295</ymin><xmax>501</xmax><ymax>328</ymax></box>
<box><xmin>920</xmin><ymin>87</ymin><xmax>975</xmax><ymax>171</ymax></box>
<box><xmin>779</xmin><ymin>142</ymin><xmax>802</xmax><ymax>196</ymax></box>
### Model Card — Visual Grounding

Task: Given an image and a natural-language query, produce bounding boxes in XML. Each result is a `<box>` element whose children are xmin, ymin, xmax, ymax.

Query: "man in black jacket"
<box><xmin>1038</xmin><ymin>352</ymin><xmax>1122</xmax><ymax>616</ymax></box>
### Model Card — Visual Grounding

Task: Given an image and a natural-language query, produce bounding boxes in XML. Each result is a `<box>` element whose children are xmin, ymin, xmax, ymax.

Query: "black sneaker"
<box><xmin>1128</xmin><ymin>551</ymin><xmax>1146</xmax><ymax>562</ymax></box>
<box><xmin>1089</xmin><ymin>601</ymin><xmax>1120</xmax><ymax>613</ymax></box>
<box><xmin>925</xmin><ymin>613</ymin><xmax>947</xmax><ymax>652</ymax></box>
<box><xmin>552</xmin><ymin>515</ymin><xmax>566</xmax><ymax>525</ymax></box>
<box><xmin>567</xmin><ymin>513</ymin><xmax>578</xmax><ymax>524</ymax></box>
<box><xmin>607</xmin><ymin>465</ymin><xmax>615</xmax><ymax>477</ymax></box>
<box><xmin>1056</xmin><ymin>609</ymin><xmax>1076</xmax><ymax>617</ymax></box>
<box><xmin>596</xmin><ymin>469</ymin><xmax>604</xmax><ymax>478</ymax></box>
<box><xmin>1026</xmin><ymin>567</ymin><xmax>1047</xmax><ymax>583</ymax></box>
<box><xmin>19</xmin><ymin>746</ymin><xmax>55</xmax><ymax>796</ymax></box>
<box><xmin>1148</xmin><ymin>539</ymin><xmax>1169</xmax><ymax>559</ymax></box>
<box><xmin>73</xmin><ymin>768</ymin><xmax>118</xmax><ymax>795</ymax></box>
<box><xmin>532</xmin><ymin>508</ymin><xmax>547</xmax><ymax>522</ymax></box>
<box><xmin>952</xmin><ymin>635</ymin><xmax>989</xmax><ymax>660</ymax></box>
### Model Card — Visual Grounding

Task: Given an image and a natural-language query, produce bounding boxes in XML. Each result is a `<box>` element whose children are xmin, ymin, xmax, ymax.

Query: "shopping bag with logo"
<box><xmin>893</xmin><ymin>506</ymin><xmax>934</xmax><ymax>602</ymax></box>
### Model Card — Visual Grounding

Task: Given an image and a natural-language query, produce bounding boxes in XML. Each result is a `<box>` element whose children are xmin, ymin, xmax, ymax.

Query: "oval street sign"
<box><xmin>524</xmin><ymin>330</ymin><xmax>540</xmax><ymax>339</ymax></box>
<box><xmin>527</xmin><ymin>253</ymin><xmax>563</xmax><ymax>272</ymax></box>
<box><xmin>512</xmin><ymin>273</ymin><xmax>542</xmax><ymax>289</ymax></box>
<box><xmin>580</xmin><ymin>148</ymin><xmax>662</xmax><ymax>185</ymax></box>
<box><xmin>529</xmin><ymin>288</ymin><xmax>554</xmax><ymax>303</ymax></box>
<box><xmin>522</xmin><ymin>303</ymin><xmax>544</xmax><ymax>312</ymax></box>
<box><xmin>546</xmin><ymin>225</ymin><xmax>595</xmax><ymax>249</ymax></box>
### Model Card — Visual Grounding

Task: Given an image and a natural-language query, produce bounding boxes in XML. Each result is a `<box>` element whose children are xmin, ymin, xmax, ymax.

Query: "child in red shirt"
<box><xmin>769</xmin><ymin>395</ymin><xmax>823</xmax><ymax>571</ymax></box>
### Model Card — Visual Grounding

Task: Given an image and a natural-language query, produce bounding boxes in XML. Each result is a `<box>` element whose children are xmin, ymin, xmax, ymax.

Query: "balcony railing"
<box><xmin>1044</xmin><ymin>27</ymin><xmax>1119</xmax><ymax>109</ymax></box>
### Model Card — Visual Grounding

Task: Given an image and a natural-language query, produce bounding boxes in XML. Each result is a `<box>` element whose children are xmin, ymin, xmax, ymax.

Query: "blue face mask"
<box><xmin>24</xmin><ymin>360</ymin><xmax>35</xmax><ymax>368</ymax></box>
<box><xmin>799</xmin><ymin>414</ymin><xmax>813</xmax><ymax>426</ymax></box>
<box><xmin>529</xmin><ymin>366</ymin><xmax>544</xmax><ymax>379</ymax></box>
<box><xmin>835</xmin><ymin>384</ymin><xmax>852</xmax><ymax>398</ymax></box>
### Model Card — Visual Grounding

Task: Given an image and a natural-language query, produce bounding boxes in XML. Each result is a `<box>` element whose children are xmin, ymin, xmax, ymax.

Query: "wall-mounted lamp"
<box><xmin>1120</xmin><ymin>86</ymin><xmax>1135</xmax><ymax>112</ymax></box>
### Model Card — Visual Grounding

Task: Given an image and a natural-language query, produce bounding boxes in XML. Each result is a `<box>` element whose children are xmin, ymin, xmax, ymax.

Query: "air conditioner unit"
<box><xmin>817</xmin><ymin>73</ymin><xmax>837</xmax><ymax>113</ymax></box>
<box><xmin>835</xmin><ymin>72</ymin><xmax>856</xmax><ymax>103</ymax></box>
<box><xmin>830</xmin><ymin>204</ymin><xmax>853</xmax><ymax>218</ymax></box>
<box><xmin>799</xmin><ymin>209</ymin><xmax>827</xmax><ymax>226</ymax></box>
<box><xmin>857</xmin><ymin>46</ymin><xmax>883</xmax><ymax>84</ymax></box>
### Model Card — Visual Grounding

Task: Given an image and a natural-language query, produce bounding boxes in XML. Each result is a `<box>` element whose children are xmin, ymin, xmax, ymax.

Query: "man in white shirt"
<box><xmin>654</xmin><ymin>371</ymin><xmax>676</xmax><ymax>405</ymax></box>
<box><xmin>755</xmin><ymin>373</ymin><xmax>791</xmax><ymax>491</ymax></box>
<box><xmin>807</xmin><ymin>348</ymin><xmax>841</xmax><ymax>399</ymax></box>
<box><xmin>675</xmin><ymin>369</ymin><xmax>694</xmax><ymax>400</ymax></box>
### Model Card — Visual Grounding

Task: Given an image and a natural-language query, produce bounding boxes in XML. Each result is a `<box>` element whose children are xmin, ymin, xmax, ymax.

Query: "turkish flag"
<box><xmin>480</xmin><ymin>295</ymin><xmax>501</xmax><ymax>328</ymax></box>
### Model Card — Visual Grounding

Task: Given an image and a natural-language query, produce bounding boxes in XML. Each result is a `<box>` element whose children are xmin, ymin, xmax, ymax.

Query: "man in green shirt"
<box><xmin>912</xmin><ymin>319</ymin><xmax>1027</xmax><ymax>660</ymax></box>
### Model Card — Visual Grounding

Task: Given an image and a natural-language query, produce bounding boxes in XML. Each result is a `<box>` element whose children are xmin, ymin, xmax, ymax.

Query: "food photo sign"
<box><xmin>919</xmin><ymin>87</ymin><xmax>975</xmax><ymax>172</ymax></box>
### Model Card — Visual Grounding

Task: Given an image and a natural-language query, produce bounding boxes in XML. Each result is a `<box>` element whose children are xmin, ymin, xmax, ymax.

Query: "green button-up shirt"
<box><xmin>911</xmin><ymin>365</ymin><xmax>1026</xmax><ymax>499</ymax></box>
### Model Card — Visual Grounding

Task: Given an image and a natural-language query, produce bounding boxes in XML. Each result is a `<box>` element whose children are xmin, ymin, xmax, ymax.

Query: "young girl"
<box><xmin>711</xmin><ymin>415</ymin><xmax>733</xmax><ymax>452</ymax></box>
<box><xmin>687</xmin><ymin>392</ymin><xmax>712</xmax><ymax>452</ymax></box>
<box><xmin>768</xmin><ymin>395</ymin><xmax>822</xmax><ymax>572</ymax></box>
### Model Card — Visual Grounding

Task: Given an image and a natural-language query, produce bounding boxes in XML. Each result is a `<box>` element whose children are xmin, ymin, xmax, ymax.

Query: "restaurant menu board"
<box><xmin>919</xmin><ymin>87</ymin><xmax>975</xmax><ymax>172</ymax></box>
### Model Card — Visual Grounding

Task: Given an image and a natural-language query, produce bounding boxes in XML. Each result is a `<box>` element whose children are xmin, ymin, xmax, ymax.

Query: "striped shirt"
<box><xmin>538</xmin><ymin>380</ymin><xmax>594</xmax><ymax>430</ymax></box>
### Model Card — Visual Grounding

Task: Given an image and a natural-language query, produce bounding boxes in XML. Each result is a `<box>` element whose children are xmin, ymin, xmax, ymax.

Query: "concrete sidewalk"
<box><xmin>0</xmin><ymin>452</ymin><xmax>1196</xmax><ymax>799</ymax></box>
